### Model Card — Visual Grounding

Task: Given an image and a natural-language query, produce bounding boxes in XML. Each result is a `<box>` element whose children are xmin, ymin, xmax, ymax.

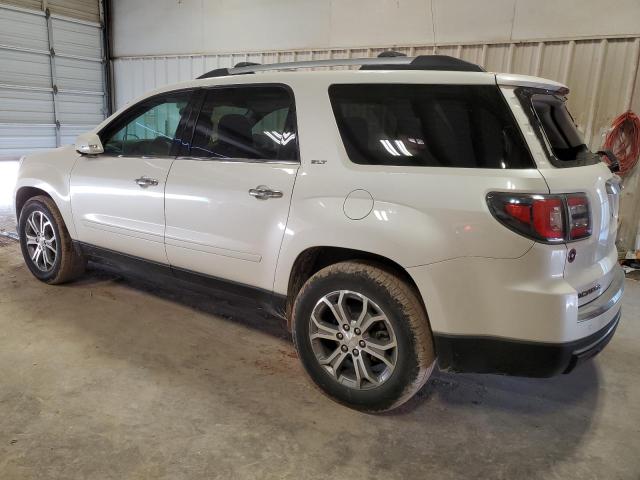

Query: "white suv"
<box><xmin>13</xmin><ymin>54</ymin><xmax>624</xmax><ymax>411</ymax></box>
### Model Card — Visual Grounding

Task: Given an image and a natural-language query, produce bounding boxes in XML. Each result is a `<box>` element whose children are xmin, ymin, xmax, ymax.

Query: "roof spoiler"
<box><xmin>496</xmin><ymin>73</ymin><xmax>569</xmax><ymax>95</ymax></box>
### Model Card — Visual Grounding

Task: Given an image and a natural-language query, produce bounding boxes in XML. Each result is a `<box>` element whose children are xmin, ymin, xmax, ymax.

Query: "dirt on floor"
<box><xmin>0</xmin><ymin>207</ymin><xmax>15</xmax><ymax>237</ymax></box>
<box><xmin>0</xmin><ymin>240</ymin><xmax>639</xmax><ymax>479</ymax></box>
<box><xmin>0</xmin><ymin>236</ymin><xmax>14</xmax><ymax>247</ymax></box>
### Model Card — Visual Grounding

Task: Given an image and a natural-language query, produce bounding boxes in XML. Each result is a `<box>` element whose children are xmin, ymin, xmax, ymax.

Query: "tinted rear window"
<box><xmin>531</xmin><ymin>94</ymin><xmax>589</xmax><ymax>161</ymax></box>
<box><xmin>329</xmin><ymin>84</ymin><xmax>534</xmax><ymax>169</ymax></box>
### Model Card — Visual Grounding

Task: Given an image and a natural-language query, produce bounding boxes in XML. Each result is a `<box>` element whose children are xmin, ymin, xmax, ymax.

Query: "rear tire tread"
<box><xmin>292</xmin><ymin>260</ymin><xmax>436</xmax><ymax>412</ymax></box>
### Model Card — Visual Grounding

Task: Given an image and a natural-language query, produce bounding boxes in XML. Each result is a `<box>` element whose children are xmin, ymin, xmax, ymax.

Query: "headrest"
<box><xmin>218</xmin><ymin>114</ymin><xmax>252</xmax><ymax>143</ymax></box>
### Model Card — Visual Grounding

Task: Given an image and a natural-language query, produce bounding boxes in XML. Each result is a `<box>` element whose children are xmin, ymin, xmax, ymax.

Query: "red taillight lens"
<box><xmin>504</xmin><ymin>203</ymin><xmax>531</xmax><ymax>224</ymax></box>
<box><xmin>487</xmin><ymin>193</ymin><xmax>591</xmax><ymax>243</ymax></box>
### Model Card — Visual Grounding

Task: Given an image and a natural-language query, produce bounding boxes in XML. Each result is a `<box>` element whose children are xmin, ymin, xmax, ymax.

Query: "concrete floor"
<box><xmin>0</xmin><ymin>239</ymin><xmax>639</xmax><ymax>479</ymax></box>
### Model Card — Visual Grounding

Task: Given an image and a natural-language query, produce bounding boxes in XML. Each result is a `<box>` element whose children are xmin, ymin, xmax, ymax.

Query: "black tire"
<box><xmin>292</xmin><ymin>261</ymin><xmax>436</xmax><ymax>412</ymax></box>
<box><xmin>18</xmin><ymin>195</ymin><xmax>86</xmax><ymax>284</ymax></box>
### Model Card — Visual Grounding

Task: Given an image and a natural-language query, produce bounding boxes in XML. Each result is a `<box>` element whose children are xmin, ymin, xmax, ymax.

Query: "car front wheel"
<box><xmin>292</xmin><ymin>261</ymin><xmax>436</xmax><ymax>412</ymax></box>
<box><xmin>19</xmin><ymin>195</ymin><xmax>85</xmax><ymax>284</ymax></box>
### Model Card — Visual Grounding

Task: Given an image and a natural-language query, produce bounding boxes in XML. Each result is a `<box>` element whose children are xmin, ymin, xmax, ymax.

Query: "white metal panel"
<box><xmin>0</xmin><ymin>87</ymin><xmax>54</xmax><ymax>123</ymax></box>
<box><xmin>0</xmin><ymin>0</ymin><xmax>41</xmax><ymax>11</ymax></box>
<box><xmin>331</xmin><ymin>0</ymin><xmax>434</xmax><ymax>47</ymax></box>
<box><xmin>0</xmin><ymin>124</ymin><xmax>56</xmax><ymax>155</ymax></box>
<box><xmin>512</xmin><ymin>0</ymin><xmax>640</xmax><ymax>40</ymax></box>
<box><xmin>0</xmin><ymin>4</ymin><xmax>53</xmax><ymax>154</ymax></box>
<box><xmin>0</xmin><ymin>48</ymin><xmax>51</xmax><ymax>88</ymax></box>
<box><xmin>55</xmin><ymin>56</ymin><xmax>104</xmax><ymax>92</ymax></box>
<box><xmin>0</xmin><ymin>2</ymin><xmax>106</xmax><ymax>156</ymax></box>
<box><xmin>110</xmin><ymin>0</ymin><xmax>640</xmax><ymax>57</ymax></box>
<box><xmin>57</xmin><ymin>92</ymin><xmax>103</xmax><ymax>124</ymax></box>
<box><xmin>59</xmin><ymin>123</ymin><xmax>88</xmax><ymax>146</ymax></box>
<box><xmin>432</xmin><ymin>0</ymin><xmax>514</xmax><ymax>44</ymax></box>
<box><xmin>0</xmin><ymin>4</ymin><xmax>47</xmax><ymax>51</ymax></box>
<box><xmin>51</xmin><ymin>16</ymin><xmax>102</xmax><ymax>58</ymax></box>
<box><xmin>48</xmin><ymin>0</ymin><xmax>100</xmax><ymax>23</ymax></box>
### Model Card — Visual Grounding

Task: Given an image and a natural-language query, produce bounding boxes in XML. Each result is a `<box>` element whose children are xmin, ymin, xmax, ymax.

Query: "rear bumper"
<box><xmin>578</xmin><ymin>263</ymin><xmax>625</xmax><ymax>323</ymax></box>
<box><xmin>434</xmin><ymin>309</ymin><xmax>620</xmax><ymax>377</ymax></box>
<box><xmin>408</xmin><ymin>247</ymin><xmax>625</xmax><ymax>377</ymax></box>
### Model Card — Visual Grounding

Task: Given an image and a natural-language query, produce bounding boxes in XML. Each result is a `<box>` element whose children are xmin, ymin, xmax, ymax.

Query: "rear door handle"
<box><xmin>249</xmin><ymin>185</ymin><xmax>283</xmax><ymax>200</ymax></box>
<box><xmin>135</xmin><ymin>176</ymin><xmax>159</xmax><ymax>188</ymax></box>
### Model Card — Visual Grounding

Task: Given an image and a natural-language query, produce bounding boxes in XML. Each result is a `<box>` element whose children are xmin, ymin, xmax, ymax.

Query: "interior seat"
<box><xmin>211</xmin><ymin>114</ymin><xmax>259</xmax><ymax>159</ymax></box>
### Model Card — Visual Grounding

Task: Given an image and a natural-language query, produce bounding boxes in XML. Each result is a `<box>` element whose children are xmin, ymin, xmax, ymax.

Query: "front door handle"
<box><xmin>135</xmin><ymin>176</ymin><xmax>159</xmax><ymax>188</ymax></box>
<box><xmin>249</xmin><ymin>185</ymin><xmax>283</xmax><ymax>200</ymax></box>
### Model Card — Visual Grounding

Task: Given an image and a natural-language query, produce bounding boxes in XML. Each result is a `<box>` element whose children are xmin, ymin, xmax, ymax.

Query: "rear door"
<box><xmin>70</xmin><ymin>90</ymin><xmax>192</xmax><ymax>263</ymax></box>
<box><xmin>164</xmin><ymin>85</ymin><xmax>299</xmax><ymax>291</ymax></box>
<box><xmin>512</xmin><ymin>88</ymin><xmax>620</xmax><ymax>305</ymax></box>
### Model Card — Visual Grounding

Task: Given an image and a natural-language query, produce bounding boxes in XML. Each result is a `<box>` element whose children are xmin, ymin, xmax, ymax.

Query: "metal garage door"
<box><xmin>0</xmin><ymin>1</ymin><xmax>106</xmax><ymax>158</ymax></box>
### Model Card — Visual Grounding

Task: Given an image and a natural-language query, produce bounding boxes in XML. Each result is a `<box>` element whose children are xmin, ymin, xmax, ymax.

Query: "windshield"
<box><xmin>520</xmin><ymin>90</ymin><xmax>599</xmax><ymax>167</ymax></box>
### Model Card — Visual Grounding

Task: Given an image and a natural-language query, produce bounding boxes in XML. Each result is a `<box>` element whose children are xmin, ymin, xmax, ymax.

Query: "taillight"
<box><xmin>487</xmin><ymin>192</ymin><xmax>591</xmax><ymax>243</ymax></box>
<box><xmin>566</xmin><ymin>194</ymin><xmax>591</xmax><ymax>240</ymax></box>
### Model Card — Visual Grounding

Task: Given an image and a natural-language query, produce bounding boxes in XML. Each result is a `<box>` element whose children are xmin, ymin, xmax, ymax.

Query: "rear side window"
<box><xmin>190</xmin><ymin>86</ymin><xmax>298</xmax><ymax>161</ymax></box>
<box><xmin>329</xmin><ymin>84</ymin><xmax>534</xmax><ymax>169</ymax></box>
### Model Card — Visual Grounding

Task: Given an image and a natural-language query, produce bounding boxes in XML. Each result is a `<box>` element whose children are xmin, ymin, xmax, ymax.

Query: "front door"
<box><xmin>70</xmin><ymin>90</ymin><xmax>192</xmax><ymax>264</ymax></box>
<box><xmin>164</xmin><ymin>85</ymin><xmax>299</xmax><ymax>291</ymax></box>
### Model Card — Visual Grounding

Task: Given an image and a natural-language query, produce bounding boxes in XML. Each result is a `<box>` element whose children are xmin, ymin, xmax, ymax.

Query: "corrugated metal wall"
<box><xmin>112</xmin><ymin>36</ymin><xmax>640</xmax><ymax>252</ymax></box>
<box><xmin>0</xmin><ymin>1</ymin><xmax>106</xmax><ymax>156</ymax></box>
<box><xmin>112</xmin><ymin>37</ymin><xmax>640</xmax><ymax>148</ymax></box>
<box><xmin>1</xmin><ymin>0</ymin><xmax>100</xmax><ymax>22</ymax></box>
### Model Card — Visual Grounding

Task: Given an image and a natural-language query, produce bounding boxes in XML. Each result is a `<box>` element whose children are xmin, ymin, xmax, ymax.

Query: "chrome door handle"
<box><xmin>248</xmin><ymin>185</ymin><xmax>283</xmax><ymax>200</ymax></box>
<box><xmin>135</xmin><ymin>176</ymin><xmax>159</xmax><ymax>188</ymax></box>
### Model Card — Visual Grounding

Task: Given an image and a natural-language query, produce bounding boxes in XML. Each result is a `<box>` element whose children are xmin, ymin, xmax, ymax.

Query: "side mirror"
<box><xmin>75</xmin><ymin>132</ymin><xmax>104</xmax><ymax>155</ymax></box>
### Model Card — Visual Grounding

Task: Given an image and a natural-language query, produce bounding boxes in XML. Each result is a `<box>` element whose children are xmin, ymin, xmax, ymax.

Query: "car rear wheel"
<box><xmin>292</xmin><ymin>261</ymin><xmax>436</xmax><ymax>412</ymax></box>
<box><xmin>19</xmin><ymin>196</ymin><xmax>86</xmax><ymax>284</ymax></box>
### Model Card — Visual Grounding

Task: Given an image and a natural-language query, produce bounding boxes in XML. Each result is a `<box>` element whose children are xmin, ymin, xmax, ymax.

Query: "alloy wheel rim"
<box><xmin>24</xmin><ymin>210</ymin><xmax>57</xmax><ymax>272</ymax></box>
<box><xmin>309</xmin><ymin>290</ymin><xmax>398</xmax><ymax>390</ymax></box>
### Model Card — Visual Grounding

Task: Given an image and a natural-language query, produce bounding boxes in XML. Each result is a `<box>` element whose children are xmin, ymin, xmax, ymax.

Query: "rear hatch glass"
<box><xmin>518</xmin><ymin>90</ymin><xmax>600</xmax><ymax>168</ymax></box>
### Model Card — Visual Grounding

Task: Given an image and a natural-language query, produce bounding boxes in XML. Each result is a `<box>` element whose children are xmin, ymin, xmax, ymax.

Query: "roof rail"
<box><xmin>196</xmin><ymin>55</ymin><xmax>484</xmax><ymax>79</ymax></box>
<box><xmin>377</xmin><ymin>50</ymin><xmax>407</xmax><ymax>57</ymax></box>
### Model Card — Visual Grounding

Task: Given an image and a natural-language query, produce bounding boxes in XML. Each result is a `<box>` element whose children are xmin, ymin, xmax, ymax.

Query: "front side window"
<box><xmin>329</xmin><ymin>84</ymin><xmax>534</xmax><ymax>169</ymax></box>
<box><xmin>190</xmin><ymin>86</ymin><xmax>298</xmax><ymax>161</ymax></box>
<box><xmin>101</xmin><ymin>91</ymin><xmax>191</xmax><ymax>157</ymax></box>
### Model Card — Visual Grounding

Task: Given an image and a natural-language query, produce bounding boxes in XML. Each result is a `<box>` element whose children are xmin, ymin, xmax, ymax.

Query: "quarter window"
<box><xmin>329</xmin><ymin>84</ymin><xmax>534</xmax><ymax>169</ymax></box>
<box><xmin>530</xmin><ymin>94</ymin><xmax>590</xmax><ymax>162</ymax></box>
<box><xmin>101</xmin><ymin>91</ymin><xmax>191</xmax><ymax>157</ymax></box>
<box><xmin>190</xmin><ymin>86</ymin><xmax>298</xmax><ymax>161</ymax></box>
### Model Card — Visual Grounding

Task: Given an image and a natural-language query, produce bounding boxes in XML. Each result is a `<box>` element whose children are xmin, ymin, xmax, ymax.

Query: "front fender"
<box><xmin>14</xmin><ymin>146</ymin><xmax>80</xmax><ymax>238</ymax></box>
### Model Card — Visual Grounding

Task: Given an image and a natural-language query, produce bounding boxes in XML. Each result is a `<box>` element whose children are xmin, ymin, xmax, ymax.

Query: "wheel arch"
<box><xmin>14</xmin><ymin>181</ymin><xmax>78</xmax><ymax>239</ymax></box>
<box><xmin>15</xmin><ymin>186</ymin><xmax>53</xmax><ymax>220</ymax></box>
<box><xmin>284</xmin><ymin>246</ymin><xmax>427</xmax><ymax>326</ymax></box>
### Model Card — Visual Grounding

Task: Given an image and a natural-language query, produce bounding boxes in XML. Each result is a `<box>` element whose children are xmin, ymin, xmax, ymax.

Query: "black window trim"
<box><xmin>328</xmin><ymin>82</ymin><xmax>536</xmax><ymax>170</ymax></box>
<box><xmin>97</xmin><ymin>87</ymin><xmax>196</xmax><ymax>159</ymax></box>
<box><xmin>514</xmin><ymin>86</ymin><xmax>599</xmax><ymax>169</ymax></box>
<box><xmin>176</xmin><ymin>82</ymin><xmax>301</xmax><ymax>165</ymax></box>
